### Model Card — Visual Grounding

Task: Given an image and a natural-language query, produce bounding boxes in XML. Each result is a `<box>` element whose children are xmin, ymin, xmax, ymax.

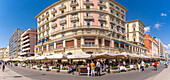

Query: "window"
<box><xmin>100</xmin><ymin>21</ymin><xmax>103</xmax><ymax>27</ymax></box>
<box><xmin>111</xmin><ymin>24</ymin><xmax>114</xmax><ymax>29</ymax></box>
<box><xmin>127</xmin><ymin>24</ymin><xmax>129</xmax><ymax>28</ymax></box>
<box><xmin>109</xmin><ymin>3</ymin><xmax>114</xmax><ymax>7</ymax></box>
<box><xmin>100</xmin><ymin>7</ymin><xmax>103</xmax><ymax>10</ymax></box>
<box><xmin>134</xmin><ymin>38</ymin><xmax>136</xmax><ymax>41</ymax></box>
<box><xmin>121</xmin><ymin>10</ymin><xmax>124</xmax><ymax>13</ymax></box>
<box><xmin>87</xmin><ymin>21</ymin><xmax>90</xmax><ymax>26</ymax></box>
<box><xmin>72</xmin><ymin>13</ymin><xmax>77</xmax><ymax>18</ymax></box>
<box><xmin>62</xmin><ymin>17</ymin><xmax>65</xmax><ymax>20</ymax></box>
<box><xmin>117</xmin><ymin>26</ymin><xmax>120</xmax><ymax>31</ymax></box>
<box><xmin>133</xmin><ymin>24</ymin><xmax>136</xmax><ymax>27</ymax></box>
<box><xmin>61</xmin><ymin>10</ymin><xmax>64</xmax><ymax>13</ymax></box>
<box><xmin>133</xmin><ymin>33</ymin><xmax>136</xmax><ymax>37</ymax></box>
<box><xmin>73</xmin><ymin>7</ymin><xmax>76</xmax><ymax>10</ymax></box>
<box><xmin>110</xmin><ymin>10</ymin><xmax>113</xmax><ymax>13</ymax></box>
<box><xmin>117</xmin><ymin>35</ymin><xmax>120</xmax><ymax>39</ymax></box>
<box><xmin>53</xmin><ymin>28</ymin><xmax>55</xmax><ymax>32</ymax></box>
<box><xmin>110</xmin><ymin>16</ymin><xmax>114</xmax><ymax>21</ymax></box>
<box><xmin>133</xmin><ymin>28</ymin><xmax>135</xmax><ymax>31</ymax></box>
<box><xmin>116</xmin><ymin>6</ymin><xmax>119</xmax><ymax>10</ymax></box>
<box><xmin>53</xmin><ymin>36</ymin><xmax>56</xmax><ymax>39</ymax></box>
<box><xmin>127</xmin><ymin>29</ymin><xmax>129</xmax><ymax>32</ymax></box>
<box><xmin>53</xmin><ymin>14</ymin><xmax>55</xmax><ymax>17</ymax></box>
<box><xmin>86</xmin><ymin>0</ymin><xmax>90</xmax><ymax>2</ymax></box>
<box><xmin>53</xmin><ymin>8</ymin><xmax>55</xmax><ymax>10</ymax></box>
<box><xmin>122</xmin><ymin>36</ymin><xmax>125</xmax><ymax>40</ymax></box>
<box><xmin>86</xmin><ymin>13</ymin><xmax>89</xmax><ymax>16</ymax></box>
<box><xmin>43</xmin><ymin>33</ymin><xmax>44</xmax><ymax>37</ymax></box>
<box><xmin>99</xmin><ymin>14</ymin><xmax>104</xmax><ymax>18</ymax></box>
<box><xmin>47</xmin><ymin>31</ymin><xmax>49</xmax><ymax>35</ymax></box>
<box><xmin>73</xmin><ymin>22</ymin><xmax>76</xmax><ymax>27</ymax></box>
<box><xmin>122</xmin><ymin>28</ymin><xmax>125</xmax><ymax>33</ymax></box>
<box><xmin>86</xmin><ymin>6</ymin><xmax>90</xmax><ymax>9</ymax></box>
<box><xmin>62</xmin><ymin>25</ymin><xmax>64</xmax><ymax>30</ymax></box>
<box><xmin>61</xmin><ymin>4</ymin><xmax>64</xmax><ymax>7</ymax></box>
<box><xmin>62</xmin><ymin>33</ymin><xmax>65</xmax><ymax>37</ymax></box>
<box><xmin>85</xmin><ymin>42</ymin><xmax>95</xmax><ymax>45</ymax></box>
<box><xmin>99</xmin><ymin>0</ymin><xmax>103</xmax><ymax>3</ymax></box>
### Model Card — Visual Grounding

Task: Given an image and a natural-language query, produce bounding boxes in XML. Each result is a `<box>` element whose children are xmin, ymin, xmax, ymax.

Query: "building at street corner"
<box><xmin>9</xmin><ymin>29</ymin><xmax>25</xmax><ymax>58</ymax></box>
<box><xmin>144</xmin><ymin>34</ymin><xmax>159</xmax><ymax>58</ymax></box>
<box><xmin>158</xmin><ymin>39</ymin><xmax>165</xmax><ymax>58</ymax></box>
<box><xmin>126</xmin><ymin>20</ymin><xmax>145</xmax><ymax>55</ymax></box>
<box><xmin>20</xmin><ymin>28</ymin><xmax>37</xmax><ymax>58</ymax></box>
<box><xmin>34</xmin><ymin>0</ymin><xmax>147</xmax><ymax>56</ymax></box>
<box><xmin>0</xmin><ymin>48</ymin><xmax>7</xmax><ymax>60</ymax></box>
<box><xmin>3</xmin><ymin>46</ymin><xmax>9</xmax><ymax>59</ymax></box>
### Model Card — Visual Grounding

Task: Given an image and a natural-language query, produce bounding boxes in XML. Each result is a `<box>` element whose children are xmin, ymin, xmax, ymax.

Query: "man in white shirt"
<box><xmin>141</xmin><ymin>60</ymin><xmax>145</xmax><ymax>72</ymax></box>
<box><xmin>96</xmin><ymin>61</ymin><xmax>101</xmax><ymax>76</ymax></box>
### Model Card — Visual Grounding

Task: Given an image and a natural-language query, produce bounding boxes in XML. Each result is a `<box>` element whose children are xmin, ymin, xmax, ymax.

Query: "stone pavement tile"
<box><xmin>0</xmin><ymin>66</ymin><xmax>32</xmax><ymax>80</ymax></box>
<box><xmin>146</xmin><ymin>64</ymin><xmax>170</xmax><ymax>80</ymax></box>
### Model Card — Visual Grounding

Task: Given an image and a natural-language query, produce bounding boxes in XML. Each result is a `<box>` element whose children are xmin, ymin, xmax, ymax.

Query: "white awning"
<box><xmin>26</xmin><ymin>56</ymin><xmax>39</xmax><ymax>60</ymax></box>
<box><xmin>34</xmin><ymin>55</ymin><xmax>47</xmax><ymax>60</ymax></box>
<box><xmin>46</xmin><ymin>53</ymin><xmax>67</xmax><ymax>59</ymax></box>
<box><xmin>67</xmin><ymin>53</ymin><xmax>92</xmax><ymax>59</ymax></box>
<box><xmin>92</xmin><ymin>52</ymin><xmax>117</xmax><ymax>58</ymax></box>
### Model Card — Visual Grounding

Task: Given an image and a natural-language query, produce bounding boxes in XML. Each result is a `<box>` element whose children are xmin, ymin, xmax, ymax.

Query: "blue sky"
<box><xmin>0</xmin><ymin>0</ymin><xmax>170</xmax><ymax>53</ymax></box>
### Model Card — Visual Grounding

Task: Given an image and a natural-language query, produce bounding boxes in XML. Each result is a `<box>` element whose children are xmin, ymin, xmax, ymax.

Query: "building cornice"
<box><xmin>126</xmin><ymin>19</ymin><xmax>146</xmax><ymax>27</ymax></box>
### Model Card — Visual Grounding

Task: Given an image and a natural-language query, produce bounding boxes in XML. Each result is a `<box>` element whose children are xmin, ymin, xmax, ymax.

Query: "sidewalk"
<box><xmin>146</xmin><ymin>64</ymin><xmax>170</xmax><ymax>80</ymax></box>
<box><xmin>0</xmin><ymin>66</ymin><xmax>32</xmax><ymax>80</ymax></box>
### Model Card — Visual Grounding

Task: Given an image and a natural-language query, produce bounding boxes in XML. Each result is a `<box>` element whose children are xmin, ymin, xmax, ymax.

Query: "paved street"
<box><xmin>6</xmin><ymin>64</ymin><xmax>165</xmax><ymax>80</ymax></box>
<box><xmin>0</xmin><ymin>65</ymin><xmax>31</xmax><ymax>80</ymax></box>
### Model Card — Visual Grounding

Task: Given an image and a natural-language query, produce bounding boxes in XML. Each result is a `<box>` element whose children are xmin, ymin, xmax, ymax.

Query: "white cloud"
<box><xmin>154</xmin><ymin>23</ymin><xmax>161</xmax><ymax>29</ymax></box>
<box><xmin>144</xmin><ymin>26</ymin><xmax>151</xmax><ymax>33</ymax></box>
<box><xmin>161</xmin><ymin>13</ymin><xmax>167</xmax><ymax>16</ymax></box>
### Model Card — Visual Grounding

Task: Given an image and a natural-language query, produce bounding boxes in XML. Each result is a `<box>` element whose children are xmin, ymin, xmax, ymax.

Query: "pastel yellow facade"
<box><xmin>35</xmin><ymin>0</ymin><xmax>147</xmax><ymax>56</ymax></box>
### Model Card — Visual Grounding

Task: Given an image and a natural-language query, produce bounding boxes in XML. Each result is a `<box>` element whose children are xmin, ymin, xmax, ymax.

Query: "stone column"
<box><xmin>63</xmin><ymin>40</ymin><xmax>66</xmax><ymax>47</ymax></box>
<box><xmin>111</xmin><ymin>40</ymin><xmax>114</xmax><ymax>47</ymax></box>
<box><xmin>74</xmin><ymin>38</ymin><xmax>77</xmax><ymax>48</ymax></box>
<box><xmin>81</xmin><ymin>37</ymin><xmax>84</xmax><ymax>46</ymax></box>
<box><xmin>54</xmin><ymin>42</ymin><xmax>56</xmax><ymax>49</ymax></box>
<box><xmin>46</xmin><ymin>44</ymin><xmax>49</xmax><ymax>51</ymax></box>
<box><xmin>95</xmin><ymin>37</ymin><xmax>99</xmax><ymax>45</ymax></box>
<box><xmin>102</xmin><ymin>38</ymin><xmax>105</xmax><ymax>47</ymax></box>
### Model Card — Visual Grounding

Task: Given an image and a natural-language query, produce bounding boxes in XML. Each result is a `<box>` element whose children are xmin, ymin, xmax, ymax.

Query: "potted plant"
<box><xmin>42</xmin><ymin>66</ymin><xmax>48</xmax><ymax>71</ymax></box>
<box><xmin>125</xmin><ymin>66</ymin><xmax>131</xmax><ymax>71</ymax></box>
<box><xmin>37</xmin><ymin>65</ymin><xmax>41</xmax><ymax>70</ymax></box>
<box><xmin>60</xmin><ymin>67</ymin><xmax>69</xmax><ymax>73</ymax></box>
<box><xmin>51</xmin><ymin>67</ymin><xmax>59</xmax><ymax>72</ymax></box>
<box><xmin>110</xmin><ymin>66</ymin><xmax>120</xmax><ymax>73</ymax></box>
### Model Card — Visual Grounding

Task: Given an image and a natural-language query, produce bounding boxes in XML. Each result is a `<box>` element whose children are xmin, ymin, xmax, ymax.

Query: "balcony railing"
<box><xmin>70</xmin><ymin>2</ymin><xmax>78</xmax><ymax>7</ymax></box>
<box><xmin>84</xmin><ymin>16</ymin><xmax>94</xmax><ymax>20</ymax></box>
<box><xmin>98</xmin><ymin>2</ymin><xmax>106</xmax><ymax>7</ymax></box>
<box><xmin>59</xmin><ymin>20</ymin><xmax>67</xmax><ymax>25</ymax></box>
<box><xmin>84</xmin><ymin>1</ymin><xmax>93</xmax><ymax>5</ymax></box>
<box><xmin>70</xmin><ymin>17</ymin><xmax>79</xmax><ymax>22</ymax></box>
<box><xmin>51</xmin><ymin>23</ymin><xmax>57</xmax><ymax>28</ymax></box>
<box><xmin>98</xmin><ymin>17</ymin><xmax>106</xmax><ymax>21</ymax></box>
<box><xmin>51</xmin><ymin>10</ymin><xmax>57</xmax><ymax>14</ymax></box>
<box><xmin>59</xmin><ymin>5</ymin><xmax>66</xmax><ymax>10</ymax></box>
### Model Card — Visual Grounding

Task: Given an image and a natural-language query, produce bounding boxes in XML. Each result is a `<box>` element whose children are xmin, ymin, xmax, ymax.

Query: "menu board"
<box><xmin>79</xmin><ymin>66</ymin><xmax>87</xmax><ymax>74</ymax></box>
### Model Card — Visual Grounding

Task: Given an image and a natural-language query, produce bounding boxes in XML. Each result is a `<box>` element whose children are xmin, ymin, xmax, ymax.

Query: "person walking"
<box><xmin>154</xmin><ymin>61</ymin><xmax>158</xmax><ymax>71</ymax></box>
<box><xmin>96</xmin><ymin>60</ymin><xmax>101</xmax><ymax>76</ymax></box>
<box><xmin>165</xmin><ymin>61</ymin><xmax>168</xmax><ymax>68</ymax></box>
<box><xmin>87</xmin><ymin>62</ymin><xmax>90</xmax><ymax>77</ymax></box>
<box><xmin>141</xmin><ymin>60</ymin><xmax>145</xmax><ymax>72</ymax></box>
<box><xmin>2</xmin><ymin>64</ymin><xmax>5</xmax><ymax>72</ymax></box>
<box><xmin>90</xmin><ymin>61</ymin><xmax>95</xmax><ymax>77</ymax></box>
<box><xmin>137</xmin><ymin>61</ymin><xmax>141</xmax><ymax>72</ymax></box>
<box><xmin>123</xmin><ymin>61</ymin><xmax>126</xmax><ymax>66</ymax></box>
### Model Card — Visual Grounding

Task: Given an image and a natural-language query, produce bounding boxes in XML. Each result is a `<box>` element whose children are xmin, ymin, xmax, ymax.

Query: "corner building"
<box><xmin>35</xmin><ymin>0</ymin><xmax>147</xmax><ymax>56</ymax></box>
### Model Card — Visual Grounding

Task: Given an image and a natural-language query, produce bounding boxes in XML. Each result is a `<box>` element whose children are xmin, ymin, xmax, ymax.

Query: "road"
<box><xmin>8</xmin><ymin>64</ymin><xmax>165</xmax><ymax>80</ymax></box>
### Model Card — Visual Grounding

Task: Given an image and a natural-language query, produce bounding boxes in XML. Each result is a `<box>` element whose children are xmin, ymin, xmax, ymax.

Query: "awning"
<box><xmin>67</xmin><ymin>53</ymin><xmax>92</xmax><ymax>59</ymax></box>
<box><xmin>92</xmin><ymin>52</ymin><xmax>117</xmax><ymax>58</ymax></box>
<box><xmin>34</xmin><ymin>55</ymin><xmax>47</xmax><ymax>60</ymax></box>
<box><xmin>46</xmin><ymin>53</ymin><xmax>67</xmax><ymax>59</ymax></box>
<box><xmin>26</xmin><ymin>56</ymin><xmax>39</xmax><ymax>60</ymax></box>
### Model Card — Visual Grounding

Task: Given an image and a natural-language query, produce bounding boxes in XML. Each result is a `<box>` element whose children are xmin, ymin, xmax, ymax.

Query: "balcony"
<box><xmin>54</xmin><ymin>47</ymin><xmax>64</xmax><ymax>52</ymax></box>
<box><xmin>22</xmin><ymin>47</ymin><xmax>30</xmax><ymax>52</ymax></box>
<box><xmin>44</xmin><ymin>14</ymin><xmax>49</xmax><ymax>18</ymax></box>
<box><xmin>37</xmin><ymin>19</ymin><xmax>41</xmax><ymax>23</ymax></box>
<box><xmin>59</xmin><ymin>20</ymin><xmax>67</xmax><ymax>25</ymax></box>
<box><xmin>98</xmin><ymin>2</ymin><xmax>106</xmax><ymax>7</ymax></box>
<box><xmin>70</xmin><ymin>17</ymin><xmax>79</xmax><ymax>22</ymax></box>
<box><xmin>21</xmin><ymin>35</ymin><xmax>29</xmax><ymax>41</ymax></box>
<box><xmin>45</xmin><ymin>27</ymin><xmax>50</xmax><ymax>31</ymax></box>
<box><xmin>21</xmin><ymin>39</ymin><xmax>30</xmax><ymax>44</ymax></box>
<box><xmin>51</xmin><ymin>10</ymin><xmax>57</xmax><ymax>14</ymax></box>
<box><xmin>22</xmin><ymin>43</ymin><xmax>30</xmax><ymax>48</ymax></box>
<box><xmin>59</xmin><ymin>5</ymin><xmax>66</xmax><ymax>10</ymax></box>
<box><xmin>82</xmin><ymin>44</ymin><xmax>98</xmax><ymax>48</ymax></box>
<box><xmin>70</xmin><ymin>2</ymin><xmax>78</xmax><ymax>7</ymax></box>
<box><xmin>84</xmin><ymin>16</ymin><xmax>94</xmax><ymax>20</ymax></box>
<box><xmin>84</xmin><ymin>1</ymin><xmax>93</xmax><ymax>5</ymax></box>
<box><xmin>110</xmin><ymin>20</ymin><xmax>116</xmax><ymax>24</ymax></box>
<box><xmin>98</xmin><ymin>17</ymin><xmax>106</xmax><ymax>21</ymax></box>
<box><xmin>51</xmin><ymin>23</ymin><xmax>57</xmax><ymax>28</ymax></box>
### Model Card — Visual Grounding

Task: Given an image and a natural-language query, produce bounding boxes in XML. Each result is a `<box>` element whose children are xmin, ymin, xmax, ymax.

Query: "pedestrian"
<box><xmin>141</xmin><ymin>60</ymin><xmax>145</xmax><ymax>72</ymax></box>
<box><xmin>96</xmin><ymin>60</ymin><xmax>101</xmax><ymax>76</ymax></box>
<box><xmin>2</xmin><ymin>64</ymin><xmax>5</xmax><ymax>72</ymax></box>
<box><xmin>90</xmin><ymin>61</ymin><xmax>95</xmax><ymax>77</ymax></box>
<box><xmin>154</xmin><ymin>61</ymin><xmax>158</xmax><ymax>71</ymax></box>
<box><xmin>109</xmin><ymin>60</ymin><xmax>113</xmax><ymax>67</ymax></box>
<box><xmin>137</xmin><ymin>61</ymin><xmax>141</xmax><ymax>72</ymax></box>
<box><xmin>123</xmin><ymin>61</ymin><xmax>126</xmax><ymax>66</ymax></box>
<box><xmin>165</xmin><ymin>61</ymin><xmax>168</xmax><ymax>68</ymax></box>
<box><xmin>160</xmin><ymin>60</ymin><xmax>162</xmax><ymax>64</ymax></box>
<box><xmin>87</xmin><ymin>62</ymin><xmax>90</xmax><ymax>77</ymax></box>
<box><xmin>102</xmin><ymin>62</ymin><xmax>105</xmax><ymax>72</ymax></box>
